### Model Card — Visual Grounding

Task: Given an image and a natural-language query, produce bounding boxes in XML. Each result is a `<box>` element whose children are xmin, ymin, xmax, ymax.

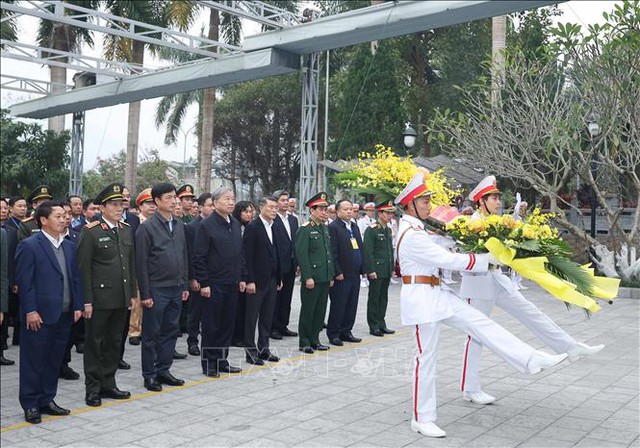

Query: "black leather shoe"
<box><xmin>341</xmin><ymin>333</ymin><xmax>362</xmax><ymax>343</ymax></box>
<box><xmin>75</xmin><ymin>342</ymin><xmax>85</xmax><ymax>354</ymax></box>
<box><xmin>281</xmin><ymin>328</ymin><xmax>298</xmax><ymax>337</ymax></box>
<box><xmin>173</xmin><ymin>350</ymin><xmax>187</xmax><ymax>360</ymax></box>
<box><xmin>117</xmin><ymin>359</ymin><xmax>131</xmax><ymax>370</ymax></box>
<box><xmin>85</xmin><ymin>393</ymin><xmax>102</xmax><ymax>407</ymax></box>
<box><xmin>329</xmin><ymin>338</ymin><xmax>343</xmax><ymax>346</ymax></box>
<box><xmin>204</xmin><ymin>370</ymin><xmax>220</xmax><ymax>378</ymax></box>
<box><xmin>188</xmin><ymin>345</ymin><xmax>201</xmax><ymax>356</ymax></box>
<box><xmin>100</xmin><ymin>388</ymin><xmax>131</xmax><ymax>400</ymax></box>
<box><xmin>258</xmin><ymin>352</ymin><xmax>280</xmax><ymax>362</ymax></box>
<box><xmin>382</xmin><ymin>327</ymin><xmax>395</xmax><ymax>334</ymax></box>
<box><xmin>322</xmin><ymin>322</ymin><xmax>327</xmax><ymax>329</ymax></box>
<box><xmin>24</xmin><ymin>408</ymin><xmax>41</xmax><ymax>424</ymax></box>
<box><xmin>39</xmin><ymin>400</ymin><xmax>70</xmax><ymax>415</ymax></box>
<box><xmin>59</xmin><ymin>365</ymin><xmax>80</xmax><ymax>380</ymax></box>
<box><xmin>313</xmin><ymin>344</ymin><xmax>330</xmax><ymax>351</ymax></box>
<box><xmin>231</xmin><ymin>340</ymin><xmax>245</xmax><ymax>347</ymax></box>
<box><xmin>129</xmin><ymin>336</ymin><xmax>141</xmax><ymax>346</ymax></box>
<box><xmin>218</xmin><ymin>364</ymin><xmax>242</xmax><ymax>374</ymax></box>
<box><xmin>299</xmin><ymin>346</ymin><xmax>314</xmax><ymax>354</ymax></box>
<box><xmin>370</xmin><ymin>329</ymin><xmax>384</xmax><ymax>337</ymax></box>
<box><xmin>0</xmin><ymin>355</ymin><xmax>15</xmax><ymax>365</ymax></box>
<box><xmin>246</xmin><ymin>355</ymin><xmax>265</xmax><ymax>366</ymax></box>
<box><xmin>157</xmin><ymin>372</ymin><xmax>185</xmax><ymax>386</ymax></box>
<box><xmin>144</xmin><ymin>379</ymin><xmax>162</xmax><ymax>392</ymax></box>
<box><xmin>270</xmin><ymin>331</ymin><xmax>283</xmax><ymax>340</ymax></box>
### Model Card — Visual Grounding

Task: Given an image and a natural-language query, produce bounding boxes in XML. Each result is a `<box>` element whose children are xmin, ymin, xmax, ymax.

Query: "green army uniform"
<box><xmin>19</xmin><ymin>185</ymin><xmax>53</xmax><ymax>239</ymax></box>
<box><xmin>363</xmin><ymin>221</ymin><xmax>394</xmax><ymax>333</ymax></box>
<box><xmin>76</xmin><ymin>183</ymin><xmax>137</xmax><ymax>398</ymax></box>
<box><xmin>176</xmin><ymin>184</ymin><xmax>195</xmax><ymax>334</ymax></box>
<box><xmin>295</xmin><ymin>193</ymin><xmax>334</xmax><ymax>350</ymax></box>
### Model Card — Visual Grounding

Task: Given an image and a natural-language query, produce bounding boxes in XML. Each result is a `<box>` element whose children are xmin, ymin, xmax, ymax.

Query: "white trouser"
<box><xmin>460</xmin><ymin>288</ymin><xmax>577</xmax><ymax>393</ymax></box>
<box><xmin>413</xmin><ymin>295</ymin><xmax>535</xmax><ymax>424</ymax></box>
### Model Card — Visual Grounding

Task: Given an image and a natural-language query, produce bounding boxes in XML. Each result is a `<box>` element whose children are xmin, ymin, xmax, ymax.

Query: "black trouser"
<box><xmin>201</xmin><ymin>283</ymin><xmax>238</xmax><ymax>373</ymax></box>
<box><xmin>119</xmin><ymin>309</ymin><xmax>131</xmax><ymax>360</ymax></box>
<box><xmin>244</xmin><ymin>277</ymin><xmax>278</xmax><ymax>357</ymax></box>
<box><xmin>272</xmin><ymin>272</ymin><xmax>295</xmax><ymax>333</ymax></box>
<box><xmin>232</xmin><ymin>292</ymin><xmax>246</xmax><ymax>345</ymax></box>
<box><xmin>62</xmin><ymin>317</ymin><xmax>85</xmax><ymax>366</ymax></box>
<box><xmin>187</xmin><ymin>291</ymin><xmax>203</xmax><ymax>347</ymax></box>
<box><xmin>84</xmin><ymin>308</ymin><xmax>127</xmax><ymax>394</ymax></box>
<box><xmin>327</xmin><ymin>274</ymin><xmax>361</xmax><ymax>340</ymax></box>
<box><xmin>1</xmin><ymin>291</ymin><xmax>20</xmax><ymax>347</ymax></box>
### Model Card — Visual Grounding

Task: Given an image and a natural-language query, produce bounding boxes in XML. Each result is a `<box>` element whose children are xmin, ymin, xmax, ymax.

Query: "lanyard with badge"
<box><xmin>348</xmin><ymin>224</ymin><xmax>359</xmax><ymax>250</ymax></box>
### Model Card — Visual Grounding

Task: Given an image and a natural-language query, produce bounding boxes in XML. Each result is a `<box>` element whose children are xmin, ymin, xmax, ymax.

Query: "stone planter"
<box><xmin>617</xmin><ymin>287</ymin><xmax>640</xmax><ymax>300</ymax></box>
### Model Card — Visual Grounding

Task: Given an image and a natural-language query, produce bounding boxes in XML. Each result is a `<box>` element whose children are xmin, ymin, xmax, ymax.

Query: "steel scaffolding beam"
<box><xmin>196</xmin><ymin>1</ymin><xmax>302</xmax><ymax>29</ymax></box>
<box><xmin>299</xmin><ymin>52</ymin><xmax>319</xmax><ymax>216</ymax></box>
<box><xmin>1</xmin><ymin>40</ymin><xmax>145</xmax><ymax>77</ymax></box>
<box><xmin>0</xmin><ymin>0</ymin><xmax>240</xmax><ymax>58</ymax></box>
<box><xmin>0</xmin><ymin>74</ymin><xmax>70</xmax><ymax>95</ymax></box>
<box><xmin>69</xmin><ymin>111</ymin><xmax>85</xmax><ymax>195</ymax></box>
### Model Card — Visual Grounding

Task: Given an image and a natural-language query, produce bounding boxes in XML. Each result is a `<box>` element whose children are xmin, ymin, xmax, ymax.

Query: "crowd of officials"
<box><xmin>0</xmin><ymin>182</ymin><xmax>397</xmax><ymax>424</ymax></box>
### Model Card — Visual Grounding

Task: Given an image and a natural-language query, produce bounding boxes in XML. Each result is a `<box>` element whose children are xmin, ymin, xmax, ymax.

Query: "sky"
<box><xmin>0</xmin><ymin>1</ymin><xmax>622</xmax><ymax>173</ymax></box>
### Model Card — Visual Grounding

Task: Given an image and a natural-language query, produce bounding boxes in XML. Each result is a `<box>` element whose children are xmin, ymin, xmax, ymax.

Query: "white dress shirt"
<box><xmin>260</xmin><ymin>215</ymin><xmax>274</xmax><ymax>244</ymax></box>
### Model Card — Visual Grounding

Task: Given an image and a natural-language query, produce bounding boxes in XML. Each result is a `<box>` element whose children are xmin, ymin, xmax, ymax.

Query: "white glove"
<box><xmin>486</xmin><ymin>253</ymin><xmax>501</xmax><ymax>267</ymax></box>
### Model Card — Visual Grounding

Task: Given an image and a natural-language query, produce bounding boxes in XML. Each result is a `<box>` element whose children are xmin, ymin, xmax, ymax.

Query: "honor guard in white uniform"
<box><xmin>395</xmin><ymin>172</ymin><xmax>568</xmax><ymax>438</ymax></box>
<box><xmin>459</xmin><ymin>176</ymin><xmax>605</xmax><ymax>405</ymax></box>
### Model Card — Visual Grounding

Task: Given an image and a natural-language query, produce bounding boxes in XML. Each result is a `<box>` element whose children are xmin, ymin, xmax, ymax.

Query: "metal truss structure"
<box><xmin>1</xmin><ymin>0</ymin><xmax>561</xmax><ymax>208</ymax></box>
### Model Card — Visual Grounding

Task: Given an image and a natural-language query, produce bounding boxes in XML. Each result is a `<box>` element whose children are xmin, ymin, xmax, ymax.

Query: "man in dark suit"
<box><xmin>15</xmin><ymin>201</ymin><xmax>84</xmax><ymax>424</ymax></box>
<box><xmin>185</xmin><ymin>193</ymin><xmax>213</xmax><ymax>356</ymax></box>
<box><xmin>193</xmin><ymin>187</ymin><xmax>245</xmax><ymax>377</ymax></box>
<box><xmin>77</xmin><ymin>184</ymin><xmax>137</xmax><ymax>407</ymax></box>
<box><xmin>327</xmin><ymin>199</ymin><xmax>364</xmax><ymax>346</ymax></box>
<box><xmin>243</xmin><ymin>196</ymin><xmax>281</xmax><ymax>365</ymax></box>
<box><xmin>58</xmin><ymin>202</ymin><xmax>83</xmax><ymax>380</ymax></box>
<box><xmin>271</xmin><ymin>190</ymin><xmax>299</xmax><ymax>340</ymax></box>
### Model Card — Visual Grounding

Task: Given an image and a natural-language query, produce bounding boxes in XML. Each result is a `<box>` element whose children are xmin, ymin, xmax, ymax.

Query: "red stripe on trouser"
<box><xmin>461</xmin><ymin>298</ymin><xmax>471</xmax><ymax>391</ymax></box>
<box><xmin>414</xmin><ymin>325</ymin><xmax>423</xmax><ymax>422</ymax></box>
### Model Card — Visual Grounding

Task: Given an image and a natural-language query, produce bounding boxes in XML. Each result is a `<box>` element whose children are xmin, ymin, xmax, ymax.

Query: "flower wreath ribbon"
<box><xmin>484</xmin><ymin>237</ymin><xmax>620</xmax><ymax>312</ymax></box>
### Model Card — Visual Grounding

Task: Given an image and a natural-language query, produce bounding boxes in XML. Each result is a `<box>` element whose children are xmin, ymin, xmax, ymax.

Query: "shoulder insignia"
<box><xmin>21</xmin><ymin>217</ymin><xmax>34</xmax><ymax>223</ymax></box>
<box><xmin>85</xmin><ymin>221</ymin><xmax>101</xmax><ymax>229</ymax></box>
<box><xmin>100</xmin><ymin>223</ymin><xmax>109</xmax><ymax>231</ymax></box>
<box><xmin>120</xmin><ymin>221</ymin><xmax>130</xmax><ymax>227</ymax></box>
<box><xmin>369</xmin><ymin>223</ymin><xmax>378</xmax><ymax>228</ymax></box>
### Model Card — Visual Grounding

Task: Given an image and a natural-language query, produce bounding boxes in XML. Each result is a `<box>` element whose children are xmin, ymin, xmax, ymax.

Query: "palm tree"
<box><xmin>37</xmin><ymin>0</ymin><xmax>97</xmax><ymax>133</ymax></box>
<box><xmin>1</xmin><ymin>0</ymin><xmax>18</xmax><ymax>47</ymax></box>
<box><xmin>102</xmin><ymin>0</ymin><xmax>198</xmax><ymax>193</ymax></box>
<box><xmin>491</xmin><ymin>15</ymin><xmax>507</xmax><ymax>106</ymax></box>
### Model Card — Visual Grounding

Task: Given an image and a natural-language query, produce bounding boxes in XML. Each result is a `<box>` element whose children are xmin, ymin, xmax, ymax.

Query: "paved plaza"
<box><xmin>1</xmin><ymin>280</ymin><xmax>638</xmax><ymax>447</ymax></box>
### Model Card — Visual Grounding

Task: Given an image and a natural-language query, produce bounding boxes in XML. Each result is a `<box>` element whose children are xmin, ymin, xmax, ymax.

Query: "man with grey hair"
<box><xmin>193</xmin><ymin>187</ymin><xmax>246</xmax><ymax>377</ymax></box>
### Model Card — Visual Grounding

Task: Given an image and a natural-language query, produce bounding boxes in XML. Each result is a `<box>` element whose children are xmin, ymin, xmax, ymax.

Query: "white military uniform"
<box><xmin>398</xmin><ymin>214</ymin><xmax>536</xmax><ymax>424</ymax></box>
<box><xmin>459</xmin><ymin>211</ymin><xmax>577</xmax><ymax>394</ymax></box>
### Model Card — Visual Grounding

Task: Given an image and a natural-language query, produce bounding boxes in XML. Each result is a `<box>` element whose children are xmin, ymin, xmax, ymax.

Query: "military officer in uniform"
<box><xmin>459</xmin><ymin>175</ymin><xmax>605</xmax><ymax>405</ymax></box>
<box><xmin>176</xmin><ymin>184</ymin><xmax>196</xmax><ymax>225</ymax></box>
<box><xmin>295</xmin><ymin>192</ymin><xmax>334</xmax><ymax>354</ymax></box>
<box><xmin>395</xmin><ymin>172</ymin><xmax>569</xmax><ymax>438</ymax></box>
<box><xmin>20</xmin><ymin>185</ymin><xmax>53</xmax><ymax>239</ymax></box>
<box><xmin>363</xmin><ymin>200</ymin><xmax>396</xmax><ymax>337</ymax></box>
<box><xmin>77</xmin><ymin>184</ymin><xmax>137</xmax><ymax>407</ymax></box>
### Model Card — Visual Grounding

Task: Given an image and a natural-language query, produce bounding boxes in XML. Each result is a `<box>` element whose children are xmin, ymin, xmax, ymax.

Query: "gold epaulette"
<box><xmin>303</xmin><ymin>221</ymin><xmax>315</xmax><ymax>227</ymax></box>
<box><xmin>120</xmin><ymin>221</ymin><xmax>130</xmax><ymax>227</ymax></box>
<box><xmin>85</xmin><ymin>221</ymin><xmax>101</xmax><ymax>229</ymax></box>
<box><xmin>369</xmin><ymin>223</ymin><xmax>378</xmax><ymax>228</ymax></box>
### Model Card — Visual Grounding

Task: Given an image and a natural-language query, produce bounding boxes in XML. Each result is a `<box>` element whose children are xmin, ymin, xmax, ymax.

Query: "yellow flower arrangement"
<box><xmin>335</xmin><ymin>144</ymin><xmax>458</xmax><ymax>206</ymax></box>
<box><xmin>447</xmin><ymin>209</ymin><xmax>618</xmax><ymax>312</ymax></box>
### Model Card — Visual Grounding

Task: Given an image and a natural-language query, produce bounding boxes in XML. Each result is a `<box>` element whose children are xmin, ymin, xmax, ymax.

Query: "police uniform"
<box><xmin>76</xmin><ymin>183</ymin><xmax>137</xmax><ymax>406</ymax></box>
<box><xmin>19</xmin><ymin>185</ymin><xmax>53</xmax><ymax>239</ymax></box>
<box><xmin>295</xmin><ymin>192</ymin><xmax>334</xmax><ymax>353</ymax></box>
<box><xmin>459</xmin><ymin>176</ymin><xmax>603</xmax><ymax>405</ymax></box>
<box><xmin>176</xmin><ymin>184</ymin><xmax>195</xmax><ymax>225</ymax></box>
<box><xmin>363</xmin><ymin>200</ymin><xmax>395</xmax><ymax>335</ymax></box>
<box><xmin>396</xmin><ymin>172</ymin><xmax>567</xmax><ymax>438</ymax></box>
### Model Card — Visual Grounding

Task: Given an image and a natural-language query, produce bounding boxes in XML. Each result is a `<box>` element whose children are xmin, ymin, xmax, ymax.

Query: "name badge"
<box><xmin>350</xmin><ymin>237</ymin><xmax>359</xmax><ymax>250</ymax></box>
<box><xmin>99</xmin><ymin>236</ymin><xmax>111</xmax><ymax>242</ymax></box>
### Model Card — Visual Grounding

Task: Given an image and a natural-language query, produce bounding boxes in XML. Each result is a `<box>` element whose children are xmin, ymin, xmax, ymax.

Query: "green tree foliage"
<box><xmin>0</xmin><ymin>110</ymin><xmax>70</xmax><ymax>198</ymax></box>
<box><xmin>212</xmin><ymin>73</ymin><xmax>302</xmax><ymax>196</ymax></box>
<box><xmin>329</xmin><ymin>40</ymin><xmax>404</xmax><ymax>159</ymax></box>
<box><xmin>82</xmin><ymin>149</ymin><xmax>170</xmax><ymax>199</ymax></box>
